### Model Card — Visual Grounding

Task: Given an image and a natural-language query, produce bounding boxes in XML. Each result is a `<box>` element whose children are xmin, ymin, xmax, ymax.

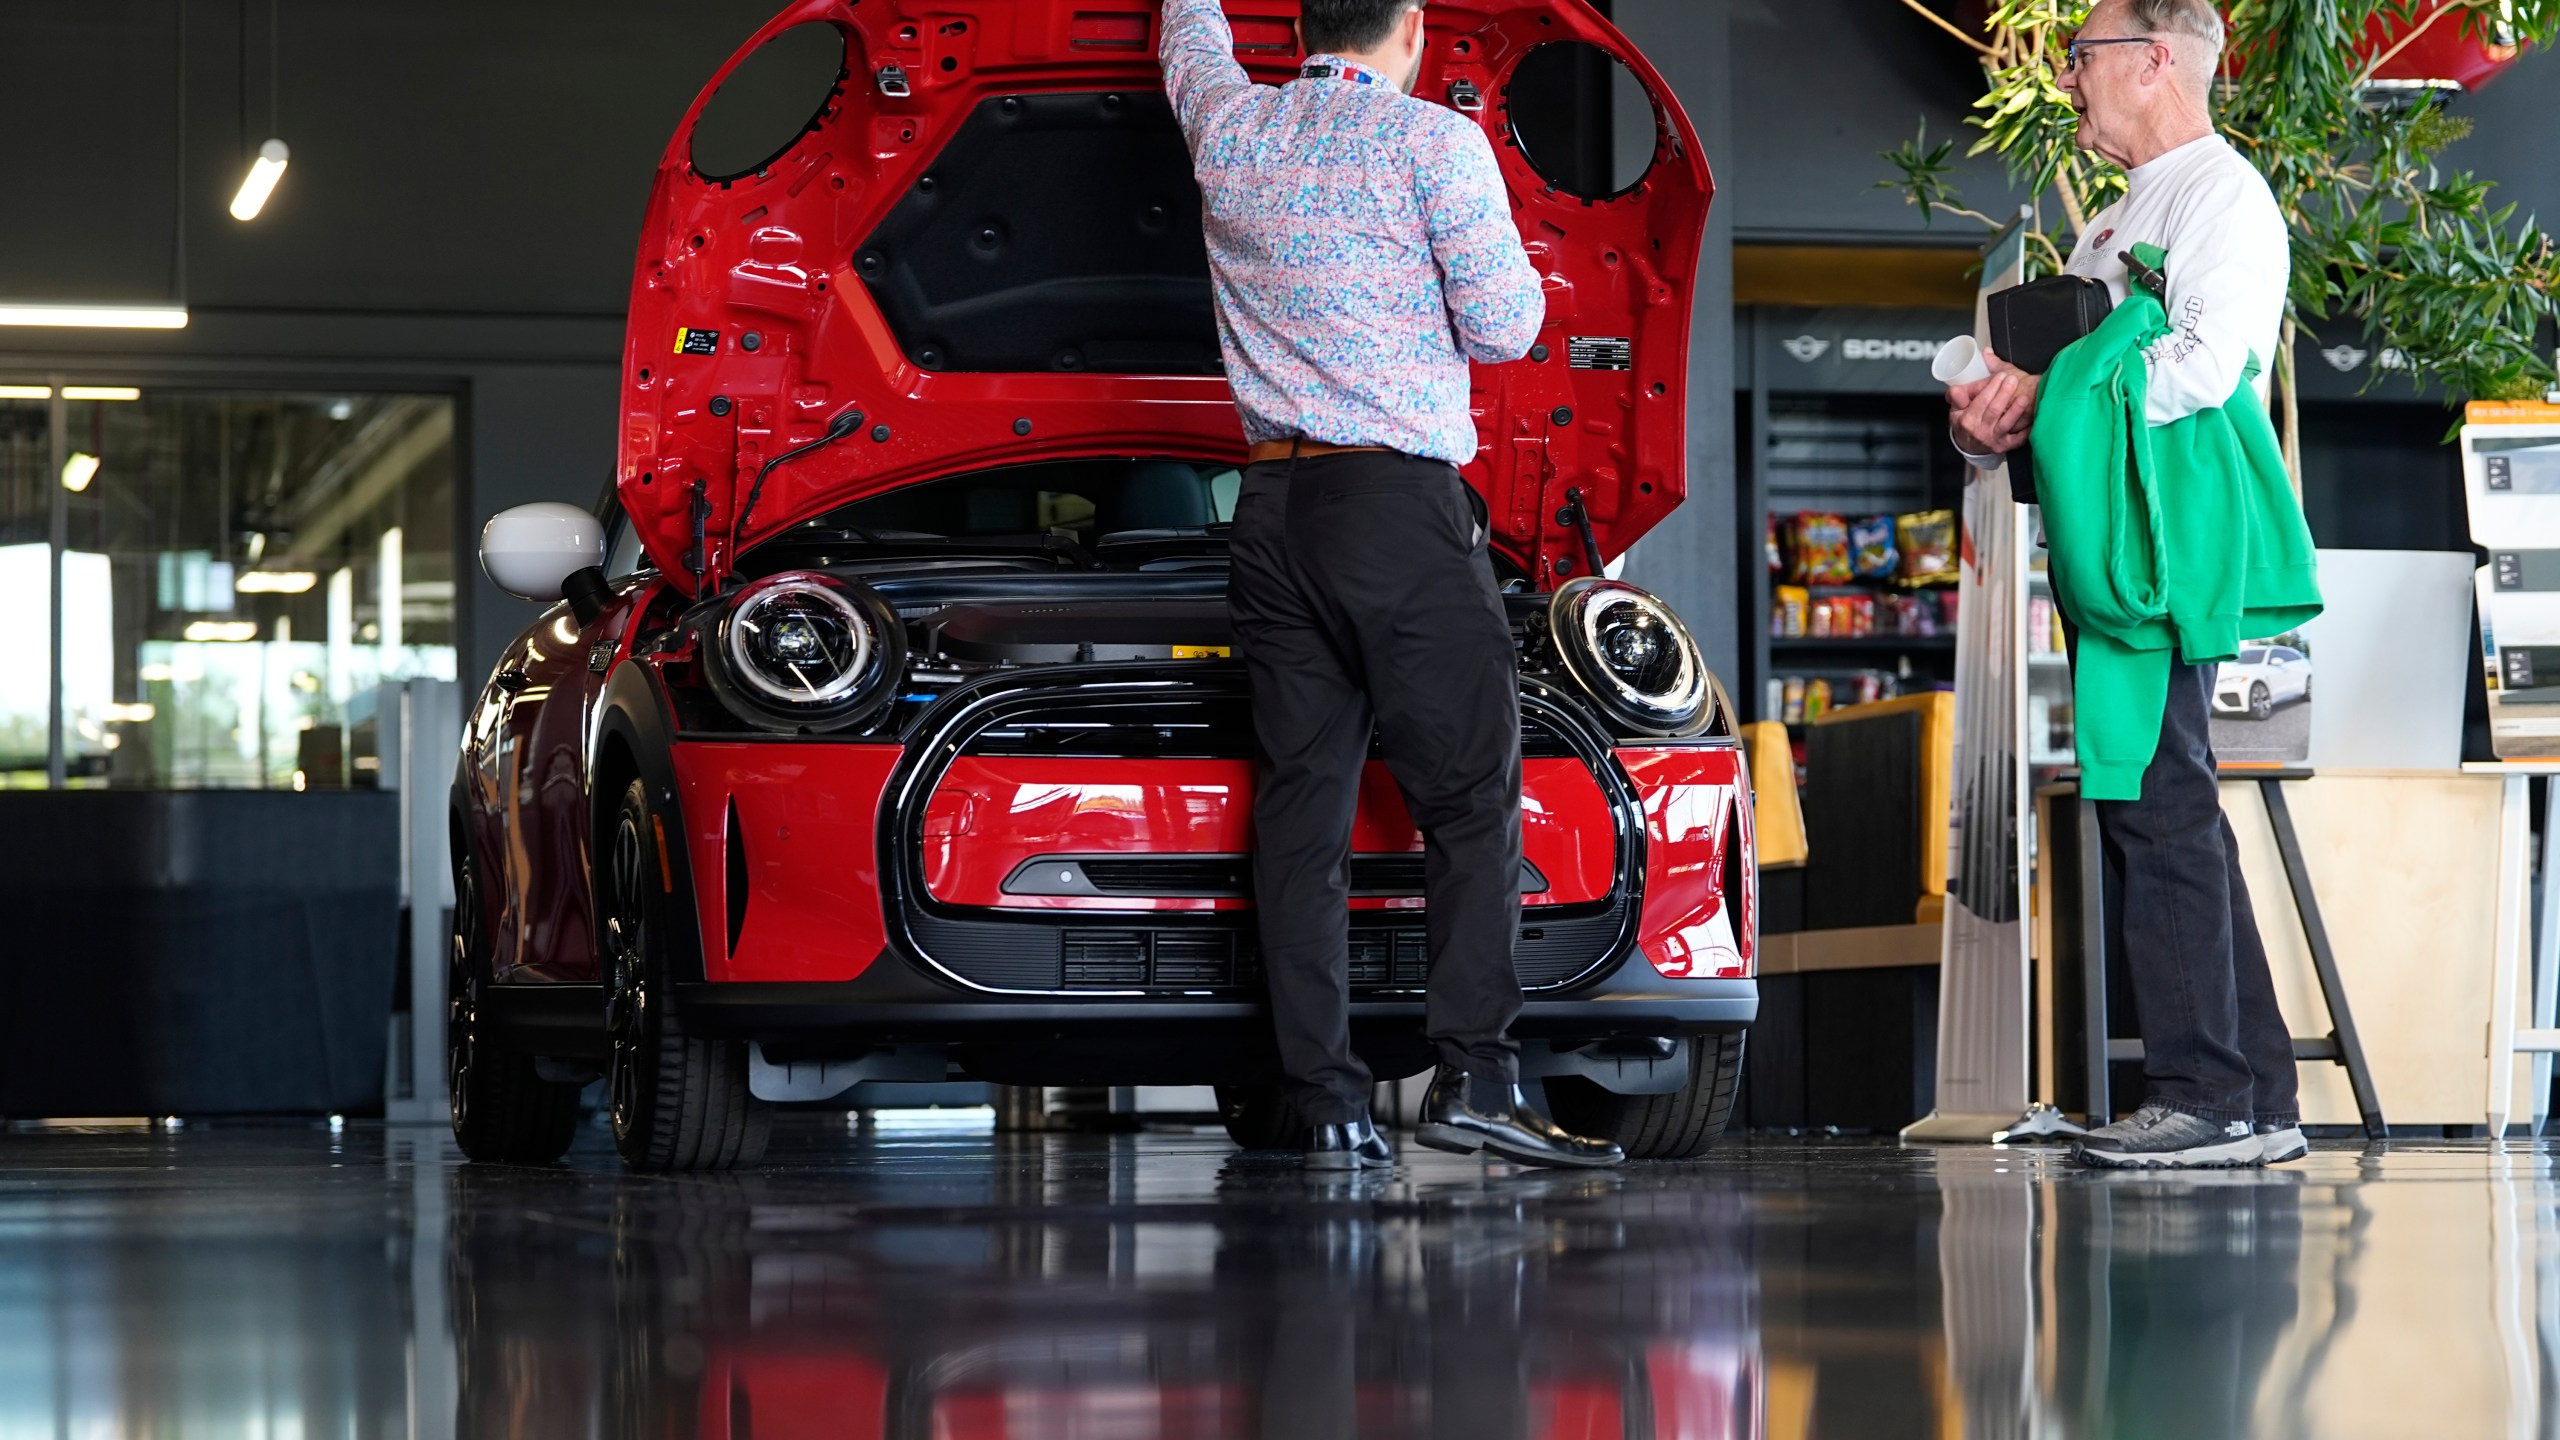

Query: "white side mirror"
<box><xmin>481</xmin><ymin>502</ymin><xmax>605</xmax><ymax>602</ymax></box>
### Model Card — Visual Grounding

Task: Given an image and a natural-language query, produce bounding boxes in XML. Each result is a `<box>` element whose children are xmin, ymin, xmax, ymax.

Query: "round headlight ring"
<box><xmin>1548</xmin><ymin>577</ymin><xmax>1716</xmax><ymax>735</ymax></box>
<box><xmin>704</xmin><ymin>571</ymin><xmax>904</xmax><ymax>733</ymax></box>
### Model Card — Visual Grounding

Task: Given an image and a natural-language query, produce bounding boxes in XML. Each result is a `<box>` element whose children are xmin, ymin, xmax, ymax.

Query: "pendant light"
<box><xmin>228</xmin><ymin>0</ymin><xmax>286</xmax><ymax>221</ymax></box>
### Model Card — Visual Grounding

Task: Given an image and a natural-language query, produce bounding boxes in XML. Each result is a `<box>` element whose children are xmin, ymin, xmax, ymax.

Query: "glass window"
<box><xmin>0</xmin><ymin>386</ymin><xmax>457</xmax><ymax>790</ymax></box>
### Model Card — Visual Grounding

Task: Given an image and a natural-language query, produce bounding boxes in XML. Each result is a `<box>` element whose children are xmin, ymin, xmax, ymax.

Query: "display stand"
<box><xmin>2464</xmin><ymin>761</ymin><xmax>2560</xmax><ymax>1136</ymax></box>
<box><xmin>2070</xmin><ymin>770</ymin><xmax>2386</xmax><ymax>1137</ymax></box>
<box><xmin>1902</xmin><ymin>215</ymin><xmax>2033</xmax><ymax>1144</ymax></box>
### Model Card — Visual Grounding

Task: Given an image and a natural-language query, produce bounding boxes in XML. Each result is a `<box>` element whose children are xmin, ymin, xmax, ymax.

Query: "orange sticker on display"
<box><xmin>1170</xmin><ymin>645</ymin><xmax>1229</xmax><ymax>659</ymax></box>
<box><xmin>2465</xmin><ymin>400</ymin><xmax>2560</xmax><ymax>425</ymax></box>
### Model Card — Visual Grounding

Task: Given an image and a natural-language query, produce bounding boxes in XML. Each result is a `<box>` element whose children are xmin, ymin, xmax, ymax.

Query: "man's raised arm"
<box><xmin>1159</xmin><ymin>0</ymin><xmax>1252</xmax><ymax>146</ymax></box>
<box><xmin>1414</xmin><ymin>112</ymin><xmax>1544</xmax><ymax>364</ymax></box>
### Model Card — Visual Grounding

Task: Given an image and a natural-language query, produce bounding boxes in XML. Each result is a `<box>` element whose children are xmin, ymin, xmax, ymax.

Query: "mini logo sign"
<box><xmin>1840</xmin><ymin>338</ymin><xmax>1937</xmax><ymax>361</ymax></box>
<box><xmin>674</xmin><ymin>328</ymin><xmax>720</xmax><ymax>356</ymax></box>
<box><xmin>2321</xmin><ymin>345</ymin><xmax>2370</xmax><ymax>372</ymax></box>
<box><xmin>1781</xmin><ymin>335</ymin><xmax>1831</xmax><ymax>362</ymax></box>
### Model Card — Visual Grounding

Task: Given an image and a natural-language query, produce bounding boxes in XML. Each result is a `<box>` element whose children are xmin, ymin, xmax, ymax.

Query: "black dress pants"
<box><xmin>2092</xmin><ymin>654</ymin><xmax>2300</xmax><ymax>1126</ymax></box>
<box><xmin>1228</xmin><ymin>450</ymin><xmax>1524</xmax><ymax>1126</ymax></box>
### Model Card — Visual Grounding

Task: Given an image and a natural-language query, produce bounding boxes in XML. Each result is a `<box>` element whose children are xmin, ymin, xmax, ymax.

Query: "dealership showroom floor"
<box><xmin>13</xmin><ymin>0</ymin><xmax>2560</xmax><ymax>1435</ymax></box>
<box><xmin>4</xmin><ymin>1117</ymin><xmax>2559</xmax><ymax>1437</ymax></box>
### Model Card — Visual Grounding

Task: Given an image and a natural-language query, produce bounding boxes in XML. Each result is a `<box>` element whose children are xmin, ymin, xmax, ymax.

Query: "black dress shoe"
<box><xmin>1305</xmin><ymin>1114</ymin><xmax>1396</xmax><ymax>1170</ymax></box>
<box><xmin>1414</xmin><ymin>1065</ymin><xmax>1624</xmax><ymax>1168</ymax></box>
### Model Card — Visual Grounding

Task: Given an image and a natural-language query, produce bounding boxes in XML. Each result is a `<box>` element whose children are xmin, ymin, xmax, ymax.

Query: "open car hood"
<box><xmin>618</xmin><ymin>0</ymin><xmax>1711</xmax><ymax>594</ymax></box>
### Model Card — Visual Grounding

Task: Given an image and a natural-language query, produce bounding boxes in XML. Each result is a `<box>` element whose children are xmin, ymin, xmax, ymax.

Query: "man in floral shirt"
<box><xmin>1162</xmin><ymin>0</ymin><xmax>1619</xmax><ymax>1170</ymax></box>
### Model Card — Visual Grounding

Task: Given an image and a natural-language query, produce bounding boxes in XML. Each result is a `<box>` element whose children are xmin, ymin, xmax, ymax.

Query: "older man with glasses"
<box><xmin>1946</xmin><ymin>0</ymin><xmax>2307</xmax><ymax>1169</ymax></box>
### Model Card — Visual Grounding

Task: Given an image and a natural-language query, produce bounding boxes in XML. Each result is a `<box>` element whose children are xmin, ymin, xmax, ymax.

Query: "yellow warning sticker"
<box><xmin>674</xmin><ymin>328</ymin><xmax>720</xmax><ymax>356</ymax></box>
<box><xmin>1170</xmin><ymin>646</ymin><xmax>1230</xmax><ymax>659</ymax></box>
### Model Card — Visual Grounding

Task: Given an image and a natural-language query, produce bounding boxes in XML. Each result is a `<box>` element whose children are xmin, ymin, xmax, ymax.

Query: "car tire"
<box><xmin>1216</xmin><ymin>1083</ymin><xmax>1308</xmax><ymax>1151</ymax></box>
<box><xmin>602</xmin><ymin>778</ymin><xmax>772</xmax><ymax>1172</ymax></box>
<box><xmin>2249</xmin><ymin>682</ymin><xmax>2272</xmax><ymax>721</ymax></box>
<box><xmin>448</xmin><ymin>843</ymin><xmax>583</xmax><ymax>1164</ymax></box>
<box><xmin>1542</xmin><ymin>1031</ymin><xmax>1746</xmax><ymax>1160</ymax></box>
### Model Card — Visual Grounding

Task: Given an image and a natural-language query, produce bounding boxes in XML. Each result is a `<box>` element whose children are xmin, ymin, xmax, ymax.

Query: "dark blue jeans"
<box><xmin>2093</xmin><ymin>656</ymin><xmax>2300</xmax><ymax>1126</ymax></box>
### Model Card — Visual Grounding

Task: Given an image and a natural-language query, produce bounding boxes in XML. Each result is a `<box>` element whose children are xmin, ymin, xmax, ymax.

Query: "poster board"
<box><xmin>2461</xmin><ymin>402</ymin><xmax>2560</xmax><ymax>758</ymax></box>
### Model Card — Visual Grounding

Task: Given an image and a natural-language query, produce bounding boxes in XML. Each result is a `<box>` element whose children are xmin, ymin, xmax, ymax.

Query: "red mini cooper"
<box><xmin>451</xmin><ymin>0</ymin><xmax>1754</xmax><ymax>1171</ymax></box>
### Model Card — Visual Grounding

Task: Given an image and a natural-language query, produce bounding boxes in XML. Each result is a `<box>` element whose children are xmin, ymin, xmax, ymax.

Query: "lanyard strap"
<box><xmin>1300</xmin><ymin>56</ymin><xmax>1385</xmax><ymax>86</ymax></box>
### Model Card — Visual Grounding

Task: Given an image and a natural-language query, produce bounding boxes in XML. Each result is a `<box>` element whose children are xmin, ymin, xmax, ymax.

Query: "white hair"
<box><xmin>2125</xmin><ymin>0</ymin><xmax>2225</xmax><ymax>99</ymax></box>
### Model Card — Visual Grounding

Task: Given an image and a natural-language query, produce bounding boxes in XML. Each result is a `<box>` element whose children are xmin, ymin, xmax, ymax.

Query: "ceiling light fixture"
<box><xmin>0</xmin><ymin>385</ymin><xmax>49</xmax><ymax>400</ymax></box>
<box><xmin>229</xmin><ymin>138</ymin><xmax>290</xmax><ymax>221</ymax></box>
<box><xmin>183</xmin><ymin>620</ymin><xmax>262</xmax><ymax>643</ymax></box>
<box><xmin>60</xmin><ymin>453</ymin><xmax>100</xmax><ymax>493</ymax></box>
<box><xmin>0</xmin><ymin>305</ymin><xmax>188</xmax><ymax>329</ymax></box>
<box><xmin>235</xmin><ymin>569</ymin><xmax>318</xmax><ymax>594</ymax></box>
<box><xmin>61</xmin><ymin>386</ymin><xmax>141</xmax><ymax>402</ymax></box>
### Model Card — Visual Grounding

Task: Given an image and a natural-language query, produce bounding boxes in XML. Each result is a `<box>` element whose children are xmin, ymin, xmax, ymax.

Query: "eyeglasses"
<box><xmin>2063</xmin><ymin>35</ymin><xmax>2156</xmax><ymax>70</ymax></box>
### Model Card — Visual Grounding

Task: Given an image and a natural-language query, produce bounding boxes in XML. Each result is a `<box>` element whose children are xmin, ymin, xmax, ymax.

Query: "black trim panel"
<box><xmin>483</xmin><ymin>983</ymin><xmax>609</xmax><ymax>1060</ymax></box>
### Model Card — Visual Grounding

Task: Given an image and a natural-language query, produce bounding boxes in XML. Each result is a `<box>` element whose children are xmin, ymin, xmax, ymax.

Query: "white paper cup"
<box><xmin>1932</xmin><ymin>334</ymin><xmax>1992</xmax><ymax>386</ymax></box>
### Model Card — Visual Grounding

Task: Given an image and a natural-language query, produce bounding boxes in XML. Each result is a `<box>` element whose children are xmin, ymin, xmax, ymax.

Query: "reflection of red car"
<box><xmin>447</xmin><ymin>0</ymin><xmax>1754</xmax><ymax>1171</ymax></box>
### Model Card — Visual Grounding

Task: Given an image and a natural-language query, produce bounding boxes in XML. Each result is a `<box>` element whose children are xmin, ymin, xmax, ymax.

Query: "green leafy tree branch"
<box><xmin>1881</xmin><ymin>0</ymin><xmax>2560</xmax><ymax>462</ymax></box>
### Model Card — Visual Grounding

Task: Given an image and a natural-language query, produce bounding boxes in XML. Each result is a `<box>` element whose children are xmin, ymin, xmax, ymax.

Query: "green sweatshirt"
<box><xmin>2027</xmin><ymin>248</ymin><xmax>2322</xmax><ymax>800</ymax></box>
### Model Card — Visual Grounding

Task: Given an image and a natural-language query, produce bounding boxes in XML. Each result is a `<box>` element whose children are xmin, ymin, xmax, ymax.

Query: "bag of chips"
<box><xmin>1896</xmin><ymin>510</ymin><xmax>1959</xmax><ymax>587</ymax></box>
<box><xmin>1850</xmin><ymin>515</ymin><xmax>1898</xmax><ymax>580</ymax></box>
<box><xmin>1787</xmin><ymin>513</ymin><xmax>1852</xmax><ymax>585</ymax></box>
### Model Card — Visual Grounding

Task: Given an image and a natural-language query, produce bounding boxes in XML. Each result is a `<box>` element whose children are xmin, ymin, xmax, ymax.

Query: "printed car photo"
<box><xmin>448</xmin><ymin>0</ymin><xmax>1753</xmax><ymax>1171</ymax></box>
<box><xmin>2212</xmin><ymin>641</ymin><xmax>2312</xmax><ymax>721</ymax></box>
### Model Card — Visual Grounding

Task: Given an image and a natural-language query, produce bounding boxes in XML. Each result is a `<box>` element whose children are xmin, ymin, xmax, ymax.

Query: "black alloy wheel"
<box><xmin>1543</xmin><ymin>1031</ymin><xmax>1747</xmax><ymax>1160</ymax></box>
<box><xmin>2249</xmin><ymin>682</ymin><xmax>2273</xmax><ymax>721</ymax></box>
<box><xmin>447</xmin><ymin>843</ymin><xmax>582</xmax><ymax>1163</ymax></box>
<box><xmin>602</xmin><ymin>778</ymin><xmax>771</xmax><ymax>1172</ymax></box>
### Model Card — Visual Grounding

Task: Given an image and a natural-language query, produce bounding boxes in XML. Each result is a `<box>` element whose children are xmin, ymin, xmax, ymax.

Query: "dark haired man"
<box><xmin>1159</xmin><ymin>0</ymin><xmax>1624</xmax><ymax>1169</ymax></box>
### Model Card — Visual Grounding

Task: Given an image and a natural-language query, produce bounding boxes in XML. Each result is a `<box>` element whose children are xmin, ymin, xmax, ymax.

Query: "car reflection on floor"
<box><xmin>445</xmin><ymin>1126</ymin><xmax>1761</xmax><ymax>1438</ymax></box>
<box><xmin>10</xmin><ymin>1123</ymin><xmax>2560</xmax><ymax>1437</ymax></box>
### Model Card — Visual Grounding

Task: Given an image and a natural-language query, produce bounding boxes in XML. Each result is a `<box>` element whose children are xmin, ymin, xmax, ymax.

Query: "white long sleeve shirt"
<box><xmin>1961</xmin><ymin>133</ymin><xmax>2290</xmax><ymax>467</ymax></box>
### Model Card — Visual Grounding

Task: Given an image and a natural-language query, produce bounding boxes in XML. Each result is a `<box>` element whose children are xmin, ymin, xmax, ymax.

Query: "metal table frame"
<box><xmin>2076</xmin><ymin>770</ymin><xmax>2386</xmax><ymax>1139</ymax></box>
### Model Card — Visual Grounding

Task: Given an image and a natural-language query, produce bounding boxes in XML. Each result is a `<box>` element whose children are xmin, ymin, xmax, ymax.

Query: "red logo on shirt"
<box><xmin>2089</xmin><ymin>228</ymin><xmax>2115</xmax><ymax>253</ymax></box>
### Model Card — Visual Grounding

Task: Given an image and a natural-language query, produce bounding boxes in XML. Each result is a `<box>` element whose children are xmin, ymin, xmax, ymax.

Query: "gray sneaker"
<box><xmin>2256</xmin><ymin>1120</ymin><xmax>2309</xmax><ymax>1164</ymax></box>
<box><xmin>2073</xmin><ymin>1102</ymin><xmax>2262</xmax><ymax>1169</ymax></box>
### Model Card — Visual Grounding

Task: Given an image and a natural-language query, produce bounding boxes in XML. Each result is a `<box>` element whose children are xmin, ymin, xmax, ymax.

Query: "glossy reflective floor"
<box><xmin>3</xmin><ymin>1121</ymin><xmax>2557</xmax><ymax>1438</ymax></box>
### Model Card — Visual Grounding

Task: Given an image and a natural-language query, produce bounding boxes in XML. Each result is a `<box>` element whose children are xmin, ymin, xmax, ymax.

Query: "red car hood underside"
<box><xmin>618</xmin><ymin>0</ymin><xmax>1711</xmax><ymax>594</ymax></box>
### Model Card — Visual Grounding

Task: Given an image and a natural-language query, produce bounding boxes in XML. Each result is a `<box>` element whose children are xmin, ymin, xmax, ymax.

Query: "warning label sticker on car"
<box><xmin>1568</xmin><ymin>335</ymin><xmax>1632</xmax><ymax>371</ymax></box>
<box><xmin>674</xmin><ymin>328</ymin><xmax>720</xmax><ymax>355</ymax></box>
<box><xmin>1170</xmin><ymin>646</ymin><xmax>1230</xmax><ymax>659</ymax></box>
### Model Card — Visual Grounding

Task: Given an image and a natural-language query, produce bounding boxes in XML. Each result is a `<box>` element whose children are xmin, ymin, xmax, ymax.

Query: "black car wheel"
<box><xmin>603</xmin><ymin>778</ymin><xmax>771</xmax><ymax>1172</ymax></box>
<box><xmin>448</xmin><ymin>843</ymin><xmax>582</xmax><ymax>1164</ymax></box>
<box><xmin>2249</xmin><ymin>682</ymin><xmax>2272</xmax><ymax>721</ymax></box>
<box><xmin>1543</xmin><ymin>1031</ymin><xmax>1746</xmax><ymax>1160</ymax></box>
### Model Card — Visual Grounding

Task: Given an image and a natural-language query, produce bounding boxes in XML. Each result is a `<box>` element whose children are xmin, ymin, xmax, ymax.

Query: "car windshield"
<box><xmin>792</xmin><ymin>458</ymin><xmax>1242</xmax><ymax>545</ymax></box>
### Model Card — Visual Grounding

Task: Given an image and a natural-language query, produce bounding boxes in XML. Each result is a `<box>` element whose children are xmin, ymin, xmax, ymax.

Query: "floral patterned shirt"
<box><xmin>1159</xmin><ymin>0</ymin><xmax>1545</xmax><ymax>465</ymax></box>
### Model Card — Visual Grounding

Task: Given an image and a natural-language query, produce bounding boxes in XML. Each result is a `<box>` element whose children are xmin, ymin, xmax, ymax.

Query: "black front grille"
<box><xmin>906</xmin><ymin>903</ymin><xmax>1625</xmax><ymax>995</ymax></box>
<box><xmin>1005</xmin><ymin>853</ymin><xmax>1550</xmax><ymax>899</ymax></box>
<box><xmin>1080</xmin><ymin>857</ymin><xmax>1252</xmax><ymax>895</ymax></box>
<box><xmin>1062</xmin><ymin>930</ymin><xmax>1152</xmax><ymax>987</ymax></box>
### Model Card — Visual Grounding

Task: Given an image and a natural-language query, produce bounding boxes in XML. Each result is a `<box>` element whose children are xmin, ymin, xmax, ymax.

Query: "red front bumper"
<box><xmin>669</xmin><ymin>739</ymin><xmax>1753</xmax><ymax>989</ymax></box>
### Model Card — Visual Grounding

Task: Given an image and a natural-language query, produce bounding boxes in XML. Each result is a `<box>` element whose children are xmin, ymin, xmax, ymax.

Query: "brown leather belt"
<box><xmin>1246</xmin><ymin>437</ymin><xmax>1392</xmax><ymax>466</ymax></box>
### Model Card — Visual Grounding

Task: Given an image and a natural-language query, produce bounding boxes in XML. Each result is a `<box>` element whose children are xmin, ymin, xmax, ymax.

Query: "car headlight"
<box><xmin>701</xmin><ymin>571</ymin><xmax>905</xmax><ymax>732</ymax></box>
<box><xmin>1548</xmin><ymin>577</ymin><xmax>1720</xmax><ymax>735</ymax></box>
